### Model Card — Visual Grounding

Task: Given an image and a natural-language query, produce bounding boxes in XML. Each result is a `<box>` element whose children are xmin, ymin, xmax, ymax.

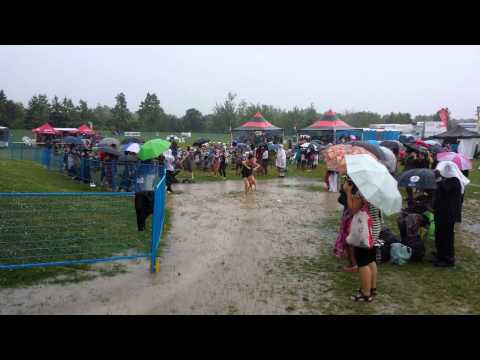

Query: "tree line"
<box><xmin>0</xmin><ymin>90</ymin><xmax>469</xmax><ymax>133</ymax></box>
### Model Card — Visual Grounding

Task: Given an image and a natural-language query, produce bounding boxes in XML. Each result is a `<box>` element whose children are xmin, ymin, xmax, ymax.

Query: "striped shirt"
<box><xmin>368</xmin><ymin>203</ymin><xmax>382</xmax><ymax>245</ymax></box>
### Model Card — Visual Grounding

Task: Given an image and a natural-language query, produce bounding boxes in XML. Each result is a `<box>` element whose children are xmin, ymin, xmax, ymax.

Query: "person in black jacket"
<box><xmin>432</xmin><ymin>163</ymin><xmax>466</xmax><ymax>267</ymax></box>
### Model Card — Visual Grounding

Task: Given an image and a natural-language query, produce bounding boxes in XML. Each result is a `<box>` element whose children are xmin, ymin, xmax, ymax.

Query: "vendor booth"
<box><xmin>233</xmin><ymin>112</ymin><xmax>284</xmax><ymax>145</ymax></box>
<box><xmin>299</xmin><ymin>110</ymin><xmax>362</xmax><ymax>143</ymax></box>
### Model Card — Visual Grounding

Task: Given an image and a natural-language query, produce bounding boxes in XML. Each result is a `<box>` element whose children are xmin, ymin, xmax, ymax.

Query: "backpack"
<box><xmin>397</xmin><ymin>211</ymin><xmax>426</xmax><ymax>261</ymax></box>
<box><xmin>390</xmin><ymin>243</ymin><xmax>412</xmax><ymax>265</ymax></box>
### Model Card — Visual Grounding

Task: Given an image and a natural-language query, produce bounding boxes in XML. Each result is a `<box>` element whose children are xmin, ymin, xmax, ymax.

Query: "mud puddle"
<box><xmin>0</xmin><ymin>178</ymin><xmax>340</xmax><ymax>314</ymax></box>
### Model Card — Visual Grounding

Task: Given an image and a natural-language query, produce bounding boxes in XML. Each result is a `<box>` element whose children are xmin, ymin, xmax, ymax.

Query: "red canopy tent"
<box><xmin>234</xmin><ymin>112</ymin><xmax>282</xmax><ymax>131</ymax></box>
<box><xmin>32</xmin><ymin>123</ymin><xmax>58</xmax><ymax>135</ymax></box>
<box><xmin>77</xmin><ymin>124</ymin><xmax>95</xmax><ymax>135</ymax></box>
<box><xmin>302</xmin><ymin>110</ymin><xmax>352</xmax><ymax>130</ymax></box>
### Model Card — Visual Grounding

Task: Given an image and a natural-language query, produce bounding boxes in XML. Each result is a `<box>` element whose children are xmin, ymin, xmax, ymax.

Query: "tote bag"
<box><xmin>346</xmin><ymin>205</ymin><xmax>374</xmax><ymax>249</ymax></box>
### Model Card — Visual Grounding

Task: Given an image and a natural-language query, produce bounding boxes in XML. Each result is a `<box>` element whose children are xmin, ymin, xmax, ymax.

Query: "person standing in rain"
<box><xmin>276</xmin><ymin>144</ymin><xmax>287</xmax><ymax>177</ymax></box>
<box><xmin>164</xmin><ymin>148</ymin><xmax>175</xmax><ymax>194</ymax></box>
<box><xmin>343</xmin><ymin>179</ymin><xmax>380</xmax><ymax>303</ymax></box>
<box><xmin>432</xmin><ymin>161</ymin><xmax>469</xmax><ymax>267</ymax></box>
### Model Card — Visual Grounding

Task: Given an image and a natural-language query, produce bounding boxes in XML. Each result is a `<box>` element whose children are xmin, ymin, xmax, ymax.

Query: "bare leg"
<box><xmin>369</xmin><ymin>261</ymin><xmax>377</xmax><ymax>290</ymax></box>
<box><xmin>243</xmin><ymin>178</ymin><xmax>250</xmax><ymax>194</ymax></box>
<box><xmin>358</xmin><ymin>265</ymin><xmax>372</xmax><ymax>296</ymax></box>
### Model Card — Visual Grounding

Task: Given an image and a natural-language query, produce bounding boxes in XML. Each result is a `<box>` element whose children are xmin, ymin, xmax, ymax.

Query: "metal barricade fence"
<box><xmin>0</xmin><ymin>144</ymin><xmax>168</xmax><ymax>273</ymax></box>
<box><xmin>0</xmin><ymin>170</ymin><xmax>167</xmax><ymax>272</ymax></box>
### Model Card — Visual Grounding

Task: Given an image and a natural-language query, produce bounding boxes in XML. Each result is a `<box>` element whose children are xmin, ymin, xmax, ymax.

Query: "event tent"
<box><xmin>431</xmin><ymin>124</ymin><xmax>480</xmax><ymax>140</ymax></box>
<box><xmin>234</xmin><ymin>112</ymin><xmax>283</xmax><ymax>131</ymax></box>
<box><xmin>299</xmin><ymin>110</ymin><xmax>362</xmax><ymax>142</ymax></box>
<box><xmin>32</xmin><ymin>123</ymin><xmax>58</xmax><ymax>135</ymax></box>
<box><xmin>77</xmin><ymin>124</ymin><xmax>95</xmax><ymax>135</ymax></box>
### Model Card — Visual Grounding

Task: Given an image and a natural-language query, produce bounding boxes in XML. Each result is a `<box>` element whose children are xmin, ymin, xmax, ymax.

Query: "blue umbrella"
<box><xmin>64</xmin><ymin>136</ymin><xmax>84</xmax><ymax>145</ymax></box>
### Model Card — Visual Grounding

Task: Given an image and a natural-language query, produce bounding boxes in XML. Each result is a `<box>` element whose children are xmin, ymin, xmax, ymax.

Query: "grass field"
<box><xmin>276</xmin><ymin>203</ymin><xmax>480</xmax><ymax>314</ymax></box>
<box><xmin>0</xmin><ymin>159</ymin><xmax>167</xmax><ymax>288</ymax></box>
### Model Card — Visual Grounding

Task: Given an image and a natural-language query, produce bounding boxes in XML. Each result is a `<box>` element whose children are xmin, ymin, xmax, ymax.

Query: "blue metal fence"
<box><xmin>1</xmin><ymin>144</ymin><xmax>164</xmax><ymax>193</ymax></box>
<box><xmin>0</xmin><ymin>145</ymin><xmax>168</xmax><ymax>273</ymax></box>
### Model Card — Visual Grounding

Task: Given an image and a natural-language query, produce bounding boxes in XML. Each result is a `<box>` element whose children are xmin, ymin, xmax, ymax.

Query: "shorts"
<box><xmin>242</xmin><ymin>169</ymin><xmax>253</xmax><ymax>178</ymax></box>
<box><xmin>354</xmin><ymin>246</ymin><xmax>376</xmax><ymax>267</ymax></box>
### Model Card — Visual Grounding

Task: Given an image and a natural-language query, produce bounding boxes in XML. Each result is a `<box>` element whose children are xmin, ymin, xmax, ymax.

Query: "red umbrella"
<box><xmin>415</xmin><ymin>139</ymin><xmax>429</xmax><ymax>148</ymax></box>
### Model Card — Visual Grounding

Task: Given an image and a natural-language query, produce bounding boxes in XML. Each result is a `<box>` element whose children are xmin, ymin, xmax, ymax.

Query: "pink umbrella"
<box><xmin>436</xmin><ymin>152</ymin><xmax>472</xmax><ymax>171</ymax></box>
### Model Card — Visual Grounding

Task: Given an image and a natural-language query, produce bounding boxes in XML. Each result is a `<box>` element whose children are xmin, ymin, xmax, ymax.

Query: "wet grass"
<box><xmin>0</xmin><ymin>159</ymin><xmax>170</xmax><ymax>288</ymax></box>
<box><xmin>276</xmin><ymin>204</ymin><xmax>480</xmax><ymax>315</ymax></box>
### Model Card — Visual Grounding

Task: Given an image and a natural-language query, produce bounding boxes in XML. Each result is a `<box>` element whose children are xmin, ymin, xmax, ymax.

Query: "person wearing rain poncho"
<box><xmin>275</xmin><ymin>144</ymin><xmax>287</xmax><ymax>177</ymax></box>
<box><xmin>432</xmin><ymin>161</ymin><xmax>470</xmax><ymax>267</ymax></box>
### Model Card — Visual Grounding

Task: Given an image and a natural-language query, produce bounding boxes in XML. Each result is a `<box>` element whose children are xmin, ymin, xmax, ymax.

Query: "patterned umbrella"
<box><xmin>436</xmin><ymin>152</ymin><xmax>472</xmax><ymax>170</ymax></box>
<box><xmin>321</xmin><ymin>144</ymin><xmax>378</xmax><ymax>174</ymax></box>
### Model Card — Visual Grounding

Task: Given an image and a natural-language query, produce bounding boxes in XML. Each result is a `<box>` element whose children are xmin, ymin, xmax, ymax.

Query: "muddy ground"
<box><xmin>0</xmin><ymin>178</ymin><xmax>341</xmax><ymax>315</ymax></box>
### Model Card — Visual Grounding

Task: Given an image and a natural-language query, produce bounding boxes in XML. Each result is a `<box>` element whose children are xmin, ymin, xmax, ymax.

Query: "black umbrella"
<box><xmin>397</xmin><ymin>168</ymin><xmax>437</xmax><ymax>190</ymax></box>
<box><xmin>380</xmin><ymin>140</ymin><xmax>404</xmax><ymax>155</ymax></box>
<box><xmin>121</xmin><ymin>137</ymin><xmax>144</xmax><ymax>145</ymax></box>
<box><xmin>192</xmin><ymin>138</ymin><xmax>210</xmax><ymax>146</ymax></box>
<box><xmin>399</xmin><ymin>134</ymin><xmax>416</xmax><ymax>144</ymax></box>
<box><xmin>404</xmin><ymin>143</ymin><xmax>428</xmax><ymax>154</ymax></box>
<box><xmin>350</xmin><ymin>141</ymin><xmax>387</xmax><ymax>161</ymax></box>
<box><xmin>429</xmin><ymin>144</ymin><xmax>444</xmax><ymax>154</ymax></box>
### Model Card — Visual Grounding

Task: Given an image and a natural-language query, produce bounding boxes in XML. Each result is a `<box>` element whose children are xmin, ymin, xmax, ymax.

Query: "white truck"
<box><xmin>415</xmin><ymin>121</ymin><xmax>447</xmax><ymax>139</ymax></box>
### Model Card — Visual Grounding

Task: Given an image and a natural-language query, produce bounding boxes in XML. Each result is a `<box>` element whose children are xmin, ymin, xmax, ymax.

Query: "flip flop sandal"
<box><xmin>351</xmin><ymin>290</ymin><xmax>373</xmax><ymax>302</ymax></box>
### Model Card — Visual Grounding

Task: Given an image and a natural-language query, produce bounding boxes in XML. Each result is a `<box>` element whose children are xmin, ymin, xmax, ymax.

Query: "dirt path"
<box><xmin>0</xmin><ymin>178</ymin><xmax>339</xmax><ymax>315</ymax></box>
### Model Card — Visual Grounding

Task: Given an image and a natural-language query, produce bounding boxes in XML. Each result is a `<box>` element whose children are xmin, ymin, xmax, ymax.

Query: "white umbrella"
<box><xmin>345</xmin><ymin>154</ymin><xmax>402</xmax><ymax>216</ymax></box>
<box><xmin>126</xmin><ymin>142</ymin><xmax>141</xmax><ymax>154</ymax></box>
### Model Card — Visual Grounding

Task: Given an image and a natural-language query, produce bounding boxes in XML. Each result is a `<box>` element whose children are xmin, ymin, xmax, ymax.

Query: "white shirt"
<box><xmin>262</xmin><ymin>150</ymin><xmax>269</xmax><ymax>160</ymax></box>
<box><xmin>164</xmin><ymin>153</ymin><xmax>175</xmax><ymax>171</ymax></box>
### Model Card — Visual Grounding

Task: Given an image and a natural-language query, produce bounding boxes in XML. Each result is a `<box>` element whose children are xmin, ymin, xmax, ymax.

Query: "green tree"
<box><xmin>342</xmin><ymin>111</ymin><xmax>383</xmax><ymax>128</ymax></box>
<box><xmin>78</xmin><ymin>100</ymin><xmax>94</xmax><ymax>124</ymax></box>
<box><xmin>62</xmin><ymin>97</ymin><xmax>80</xmax><ymax>127</ymax></box>
<box><xmin>182</xmin><ymin>108</ymin><xmax>205</xmax><ymax>132</ymax></box>
<box><xmin>25</xmin><ymin>94</ymin><xmax>50</xmax><ymax>128</ymax></box>
<box><xmin>137</xmin><ymin>93</ymin><xmax>165</xmax><ymax>131</ymax></box>
<box><xmin>0</xmin><ymin>90</ymin><xmax>25</xmax><ymax>128</ymax></box>
<box><xmin>110</xmin><ymin>93</ymin><xmax>132</xmax><ymax>130</ymax></box>
<box><xmin>381</xmin><ymin>112</ymin><xmax>412</xmax><ymax>125</ymax></box>
<box><xmin>49</xmin><ymin>96</ymin><xmax>65</xmax><ymax>126</ymax></box>
<box><xmin>213</xmin><ymin>92</ymin><xmax>238</xmax><ymax>132</ymax></box>
<box><xmin>92</xmin><ymin>104</ymin><xmax>113</xmax><ymax>129</ymax></box>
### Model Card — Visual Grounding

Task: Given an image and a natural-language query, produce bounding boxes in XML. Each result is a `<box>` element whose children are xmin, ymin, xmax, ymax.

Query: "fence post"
<box><xmin>150</xmin><ymin>167</ymin><xmax>166</xmax><ymax>273</ymax></box>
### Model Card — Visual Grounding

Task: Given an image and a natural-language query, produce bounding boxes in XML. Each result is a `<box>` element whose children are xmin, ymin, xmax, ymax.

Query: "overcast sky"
<box><xmin>1</xmin><ymin>45</ymin><xmax>479</xmax><ymax>119</ymax></box>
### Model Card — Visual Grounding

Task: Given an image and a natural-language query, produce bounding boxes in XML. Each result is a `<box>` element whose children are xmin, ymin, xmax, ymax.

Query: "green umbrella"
<box><xmin>138</xmin><ymin>139</ymin><xmax>171</xmax><ymax>161</ymax></box>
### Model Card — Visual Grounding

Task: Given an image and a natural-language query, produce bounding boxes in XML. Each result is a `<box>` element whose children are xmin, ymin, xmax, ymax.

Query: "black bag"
<box><xmin>377</xmin><ymin>228</ymin><xmax>401</xmax><ymax>263</ymax></box>
<box><xmin>402</xmin><ymin>235</ymin><xmax>425</xmax><ymax>262</ymax></box>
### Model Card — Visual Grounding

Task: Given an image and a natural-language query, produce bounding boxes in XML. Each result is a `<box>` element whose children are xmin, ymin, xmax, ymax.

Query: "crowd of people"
<box><xmin>332</xmin><ymin>138</ymin><xmax>473</xmax><ymax>303</ymax></box>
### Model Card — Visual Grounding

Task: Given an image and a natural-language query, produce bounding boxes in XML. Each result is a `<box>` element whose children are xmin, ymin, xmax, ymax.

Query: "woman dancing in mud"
<box><xmin>242</xmin><ymin>153</ymin><xmax>261</xmax><ymax>194</ymax></box>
